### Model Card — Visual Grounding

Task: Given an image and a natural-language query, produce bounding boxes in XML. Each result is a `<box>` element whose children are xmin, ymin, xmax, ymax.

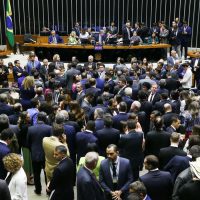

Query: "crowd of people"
<box><xmin>0</xmin><ymin>47</ymin><xmax>200</xmax><ymax>200</ymax></box>
<box><xmin>48</xmin><ymin>18</ymin><xmax>192</xmax><ymax>59</ymax></box>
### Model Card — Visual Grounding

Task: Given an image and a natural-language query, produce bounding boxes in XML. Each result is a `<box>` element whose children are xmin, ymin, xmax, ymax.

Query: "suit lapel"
<box><xmin>104</xmin><ymin>159</ymin><xmax>113</xmax><ymax>184</ymax></box>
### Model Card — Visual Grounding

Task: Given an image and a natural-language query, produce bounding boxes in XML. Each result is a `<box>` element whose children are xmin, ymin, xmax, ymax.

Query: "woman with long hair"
<box><xmin>20</xmin><ymin>76</ymin><xmax>35</xmax><ymax>110</ymax></box>
<box><xmin>69</xmin><ymin>100</ymin><xmax>86</xmax><ymax>128</ymax></box>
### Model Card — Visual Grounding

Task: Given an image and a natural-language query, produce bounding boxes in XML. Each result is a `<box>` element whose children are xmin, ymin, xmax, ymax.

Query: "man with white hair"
<box><xmin>84</xmin><ymin>55</ymin><xmax>96</xmax><ymax>71</ymax></box>
<box><xmin>130</xmin><ymin>101</ymin><xmax>141</xmax><ymax>113</ymax></box>
<box><xmin>122</xmin><ymin>87</ymin><xmax>133</xmax><ymax>112</ymax></box>
<box><xmin>167</xmin><ymin>50</ymin><xmax>179</xmax><ymax>66</ymax></box>
<box><xmin>77</xmin><ymin>152</ymin><xmax>105</xmax><ymax>200</ymax></box>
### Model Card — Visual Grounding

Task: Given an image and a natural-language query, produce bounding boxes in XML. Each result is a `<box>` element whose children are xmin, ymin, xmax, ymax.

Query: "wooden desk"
<box><xmin>22</xmin><ymin>41</ymin><xmax>171</xmax><ymax>61</ymax></box>
<box><xmin>23</xmin><ymin>43</ymin><xmax>171</xmax><ymax>50</ymax></box>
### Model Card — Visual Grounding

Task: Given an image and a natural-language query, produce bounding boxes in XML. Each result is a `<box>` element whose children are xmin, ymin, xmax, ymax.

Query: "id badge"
<box><xmin>113</xmin><ymin>177</ymin><xmax>117</xmax><ymax>183</ymax></box>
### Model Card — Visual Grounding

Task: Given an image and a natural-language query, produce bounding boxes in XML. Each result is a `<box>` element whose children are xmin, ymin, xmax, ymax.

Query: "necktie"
<box><xmin>149</xmin><ymin>93</ymin><xmax>154</xmax><ymax>102</ymax></box>
<box><xmin>112</xmin><ymin>162</ymin><xmax>117</xmax><ymax>179</ymax></box>
<box><xmin>53</xmin><ymin>36</ymin><xmax>57</xmax><ymax>43</ymax></box>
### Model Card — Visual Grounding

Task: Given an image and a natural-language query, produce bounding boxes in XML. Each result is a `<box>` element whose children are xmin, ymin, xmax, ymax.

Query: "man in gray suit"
<box><xmin>64</xmin><ymin>62</ymin><xmax>80</xmax><ymax>92</ymax></box>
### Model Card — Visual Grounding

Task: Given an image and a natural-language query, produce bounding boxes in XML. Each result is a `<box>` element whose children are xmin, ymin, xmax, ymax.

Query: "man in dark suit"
<box><xmin>180</xmin><ymin>21</ymin><xmax>192</xmax><ymax>59</ymax></box>
<box><xmin>84</xmin><ymin>55</ymin><xmax>96</xmax><ymax>71</ymax></box>
<box><xmin>147</xmin><ymin>83</ymin><xmax>160</xmax><ymax>105</ymax></box>
<box><xmin>122</xmin><ymin>21</ymin><xmax>131</xmax><ymax>45</ymax></box>
<box><xmin>76</xmin><ymin>121</ymin><xmax>98</xmax><ymax>163</ymax></box>
<box><xmin>76</xmin><ymin>82</ymin><xmax>85</xmax><ymax>105</ymax></box>
<box><xmin>27</xmin><ymin>112</ymin><xmax>52</xmax><ymax>194</ymax></box>
<box><xmin>162</xmin><ymin>103</ymin><xmax>178</xmax><ymax>129</ymax></box>
<box><xmin>47</xmin><ymin>145</ymin><xmax>75</xmax><ymax>200</ymax></box>
<box><xmin>94</xmin><ymin>108</ymin><xmax>104</xmax><ymax>131</ymax></box>
<box><xmin>0</xmin><ymin>94</ymin><xmax>14</xmax><ymax>116</ymax></box>
<box><xmin>166</xmin><ymin>116</ymin><xmax>181</xmax><ymax>134</ymax></box>
<box><xmin>95</xmin><ymin>115</ymin><xmax>120</xmax><ymax>157</ymax></box>
<box><xmin>0</xmin><ymin>128</ymin><xmax>13</xmax><ymax>179</ymax></box>
<box><xmin>13</xmin><ymin>60</ymin><xmax>23</xmax><ymax>82</ymax></box>
<box><xmin>107</xmin><ymin>21</ymin><xmax>118</xmax><ymax>35</ymax></box>
<box><xmin>159</xmin><ymin>132</ymin><xmax>187</xmax><ymax>169</ymax></box>
<box><xmin>190</xmin><ymin>51</ymin><xmax>200</xmax><ymax>87</ymax></box>
<box><xmin>140</xmin><ymin>155</ymin><xmax>173</xmax><ymax>200</ymax></box>
<box><xmin>48</xmin><ymin>30</ymin><xmax>63</xmax><ymax>44</ymax></box>
<box><xmin>145</xmin><ymin>116</ymin><xmax>171</xmax><ymax>157</ymax></box>
<box><xmin>119</xmin><ymin>119</ymin><xmax>143</xmax><ymax>180</ymax></box>
<box><xmin>112</xmin><ymin>102</ymin><xmax>129</xmax><ymax>130</ymax></box>
<box><xmin>85</xmin><ymin>78</ymin><xmax>102</xmax><ymax>106</ymax></box>
<box><xmin>64</xmin><ymin>62</ymin><xmax>80</xmax><ymax>91</ymax></box>
<box><xmin>77</xmin><ymin>152</ymin><xmax>105</xmax><ymax>200</ymax></box>
<box><xmin>172</xmin><ymin>145</ymin><xmax>200</xmax><ymax>200</ymax></box>
<box><xmin>39</xmin><ymin>58</ymin><xmax>49</xmax><ymax>83</ymax></box>
<box><xmin>153</xmin><ymin>92</ymin><xmax>170</xmax><ymax>114</ymax></box>
<box><xmin>99</xmin><ymin>144</ymin><xmax>133</xmax><ymax>200</ymax></box>
<box><xmin>0</xmin><ymin>179</ymin><xmax>11</xmax><ymax>200</ymax></box>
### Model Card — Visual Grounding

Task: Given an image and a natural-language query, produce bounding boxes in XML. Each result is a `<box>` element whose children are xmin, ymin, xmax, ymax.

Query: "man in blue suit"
<box><xmin>99</xmin><ymin>144</ymin><xmax>133</xmax><ymax>200</ymax></box>
<box><xmin>76</xmin><ymin>121</ymin><xmax>98</xmax><ymax>163</ymax></box>
<box><xmin>27</xmin><ymin>112</ymin><xmax>52</xmax><ymax>195</ymax></box>
<box><xmin>77</xmin><ymin>152</ymin><xmax>105</xmax><ymax>200</ymax></box>
<box><xmin>0</xmin><ymin>128</ymin><xmax>13</xmax><ymax>179</ymax></box>
<box><xmin>112</xmin><ymin>102</ymin><xmax>129</xmax><ymax>130</ymax></box>
<box><xmin>180</xmin><ymin>21</ymin><xmax>192</xmax><ymax>59</ymax></box>
<box><xmin>48</xmin><ymin>30</ymin><xmax>64</xmax><ymax>44</ymax></box>
<box><xmin>26</xmin><ymin>53</ymin><xmax>41</xmax><ymax>75</ymax></box>
<box><xmin>140</xmin><ymin>155</ymin><xmax>173</xmax><ymax>200</ymax></box>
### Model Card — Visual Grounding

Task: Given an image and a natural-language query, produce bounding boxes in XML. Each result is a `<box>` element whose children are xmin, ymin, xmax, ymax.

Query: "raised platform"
<box><xmin>23</xmin><ymin>42</ymin><xmax>170</xmax><ymax>61</ymax></box>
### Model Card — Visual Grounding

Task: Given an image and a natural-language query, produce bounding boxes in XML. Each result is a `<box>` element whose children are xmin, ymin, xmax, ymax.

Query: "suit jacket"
<box><xmin>119</xmin><ymin>131</ymin><xmax>143</xmax><ymax>168</ymax></box>
<box><xmin>191</xmin><ymin>58</ymin><xmax>200</xmax><ymax>81</ymax></box>
<box><xmin>95</xmin><ymin>127</ymin><xmax>120</xmax><ymax>156</ymax></box>
<box><xmin>49</xmin><ymin>157</ymin><xmax>75</xmax><ymax>200</ymax></box>
<box><xmin>122</xmin><ymin>27</ymin><xmax>131</xmax><ymax>44</ymax></box>
<box><xmin>140</xmin><ymin>170</ymin><xmax>173</xmax><ymax>200</ymax></box>
<box><xmin>107</xmin><ymin>26</ymin><xmax>118</xmax><ymax>35</ymax></box>
<box><xmin>39</xmin><ymin>64</ymin><xmax>48</xmax><ymax>82</ymax></box>
<box><xmin>0</xmin><ymin>102</ymin><xmax>14</xmax><ymax>116</ymax></box>
<box><xmin>153</xmin><ymin>99</ymin><xmax>171</xmax><ymax>114</ymax></box>
<box><xmin>8</xmin><ymin>167</ymin><xmax>28</xmax><ymax>200</ymax></box>
<box><xmin>63</xmin><ymin>124</ymin><xmax>76</xmax><ymax>164</ymax></box>
<box><xmin>95</xmin><ymin>118</ymin><xmax>105</xmax><ymax>131</ymax></box>
<box><xmin>27</xmin><ymin>122</ymin><xmax>52</xmax><ymax>162</ymax></box>
<box><xmin>159</xmin><ymin>146</ymin><xmax>187</xmax><ymax>170</ymax></box>
<box><xmin>42</xmin><ymin>136</ymin><xmax>69</xmax><ymax>181</ymax></box>
<box><xmin>178</xmin><ymin>180</ymin><xmax>200</xmax><ymax>200</ymax></box>
<box><xmin>165</xmin><ymin>78</ymin><xmax>181</xmax><ymax>92</ymax></box>
<box><xmin>145</xmin><ymin>130</ymin><xmax>171</xmax><ymax>157</ymax></box>
<box><xmin>13</xmin><ymin>66</ymin><xmax>23</xmax><ymax>82</ymax></box>
<box><xmin>163</xmin><ymin>112</ymin><xmax>178</xmax><ymax>128</ymax></box>
<box><xmin>0</xmin><ymin>141</ymin><xmax>10</xmax><ymax>179</ymax></box>
<box><xmin>163</xmin><ymin>155</ymin><xmax>191</xmax><ymax>183</ymax></box>
<box><xmin>0</xmin><ymin>180</ymin><xmax>11</xmax><ymax>200</ymax></box>
<box><xmin>180</xmin><ymin>26</ymin><xmax>192</xmax><ymax>45</ymax></box>
<box><xmin>99</xmin><ymin>157</ymin><xmax>133</xmax><ymax>199</ymax></box>
<box><xmin>167</xmin><ymin>56</ymin><xmax>179</xmax><ymax>66</ymax></box>
<box><xmin>172</xmin><ymin>167</ymin><xmax>192</xmax><ymax>200</ymax></box>
<box><xmin>76</xmin><ymin>131</ymin><xmax>98</xmax><ymax>162</ymax></box>
<box><xmin>26</xmin><ymin>60</ymin><xmax>41</xmax><ymax>75</ymax></box>
<box><xmin>166</xmin><ymin>125</ymin><xmax>177</xmax><ymax>134</ymax></box>
<box><xmin>64</xmin><ymin>68</ymin><xmax>80</xmax><ymax>90</ymax></box>
<box><xmin>48</xmin><ymin>34</ymin><xmax>64</xmax><ymax>43</ymax></box>
<box><xmin>77</xmin><ymin>166</ymin><xmax>105</xmax><ymax>200</ymax></box>
<box><xmin>112</xmin><ymin>112</ymin><xmax>129</xmax><ymax>130</ymax></box>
